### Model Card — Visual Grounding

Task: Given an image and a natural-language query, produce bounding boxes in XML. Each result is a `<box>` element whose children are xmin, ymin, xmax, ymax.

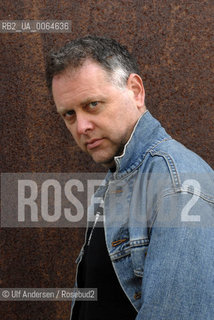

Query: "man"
<box><xmin>46</xmin><ymin>36</ymin><xmax>214</xmax><ymax>320</ymax></box>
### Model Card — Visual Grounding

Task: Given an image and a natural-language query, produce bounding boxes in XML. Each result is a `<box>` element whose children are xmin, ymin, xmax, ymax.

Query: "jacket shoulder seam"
<box><xmin>149</xmin><ymin>149</ymin><xmax>181</xmax><ymax>189</ymax></box>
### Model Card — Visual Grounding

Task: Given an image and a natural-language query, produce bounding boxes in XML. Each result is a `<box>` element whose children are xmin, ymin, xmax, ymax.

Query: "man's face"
<box><xmin>52</xmin><ymin>60</ymin><xmax>144</xmax><ymax>168</ymax></box>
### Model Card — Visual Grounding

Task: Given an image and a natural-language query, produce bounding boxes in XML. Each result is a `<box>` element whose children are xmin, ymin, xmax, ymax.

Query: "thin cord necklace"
<box><xmin>87</xmin><ymin>203</ymin><xmax>104</xmax><ymax>246</ymax></box>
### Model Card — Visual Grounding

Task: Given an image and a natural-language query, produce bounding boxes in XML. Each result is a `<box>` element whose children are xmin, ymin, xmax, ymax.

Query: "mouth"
<box><xmin>86</xmin><ymin>138</ymin><xmax>104</xmax><ymax>150</ymax></box>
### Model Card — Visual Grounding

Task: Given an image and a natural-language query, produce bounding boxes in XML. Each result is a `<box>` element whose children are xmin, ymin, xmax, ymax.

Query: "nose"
<box><xmin>76</xmin><ymin>113</ymin><xmax>94</xmax><ymax>135</ymax></box>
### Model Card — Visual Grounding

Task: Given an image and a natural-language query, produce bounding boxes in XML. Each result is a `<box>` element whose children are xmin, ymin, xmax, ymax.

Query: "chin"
<box><xmin>92</xmin><ymin>154</ymin><xmax>115</xmax><ymax>168</ymax></box>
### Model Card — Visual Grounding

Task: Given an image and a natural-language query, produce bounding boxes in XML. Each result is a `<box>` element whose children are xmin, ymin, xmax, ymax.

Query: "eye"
<box><xmin>88</xmin><ymin>101</ymin><xmax>98</xmax><ymax>109</ymax></box>
<box><xmin>64</xmin><ymin>110</ymin><xmax>75</xmax><ymax>120</ymax></box>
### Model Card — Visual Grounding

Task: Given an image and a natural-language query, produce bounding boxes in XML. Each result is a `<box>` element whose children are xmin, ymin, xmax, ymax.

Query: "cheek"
<box><xmin>65</xmin><ymin>122</ymin><xmax>76</xmax><ymax>137</ymax></box>
<box><xmin>65</xmin><ymin>124</ymin><xmax>80</xmax><ymax>144</ymax></box>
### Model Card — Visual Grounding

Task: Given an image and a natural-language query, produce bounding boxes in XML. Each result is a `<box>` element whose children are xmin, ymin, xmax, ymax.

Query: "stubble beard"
<box><xmin>92</xmin><ymin>139</ymin><xmax>127</xmax><ymax>169</ymax></box>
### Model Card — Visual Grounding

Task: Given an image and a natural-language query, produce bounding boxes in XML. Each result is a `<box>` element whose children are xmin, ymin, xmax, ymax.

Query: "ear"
<box><xmin>126</xmin><ymin>74</ymin><xmax>145</xmax><ymax>110</ymax></box>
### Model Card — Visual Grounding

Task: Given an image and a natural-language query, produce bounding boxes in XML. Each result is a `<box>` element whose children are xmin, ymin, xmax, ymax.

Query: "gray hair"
<box><xmin>46</xmin><ymin>35</ymin><xmax>140</xmax><ymax>91</ymax></box>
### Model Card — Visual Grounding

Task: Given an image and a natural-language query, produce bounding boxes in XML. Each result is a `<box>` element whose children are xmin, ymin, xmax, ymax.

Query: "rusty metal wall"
<box><xmin>0</xmin><ymin>0</ymin><xmax>213</xmax><ymax>319</ymax></box>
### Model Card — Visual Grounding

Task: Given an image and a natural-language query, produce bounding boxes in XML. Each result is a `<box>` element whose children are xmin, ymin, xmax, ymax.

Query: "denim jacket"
<box><xmin>72</xmin><ymin>110</ymin><xmax>214</xmax><ymax>320</ymax></box>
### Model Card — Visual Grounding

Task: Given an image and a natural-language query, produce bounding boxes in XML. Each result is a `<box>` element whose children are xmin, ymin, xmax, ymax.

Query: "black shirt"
<box><xmin>72</xmin><ymin>220</ymin><xmax>137</xmax><ymax>319</ymax></box>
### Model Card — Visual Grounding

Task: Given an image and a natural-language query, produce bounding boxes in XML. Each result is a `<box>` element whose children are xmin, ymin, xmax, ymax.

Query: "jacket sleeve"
<box><xmin>136</xmin><ymin>189</ymin><xmax>214</xmax><ymax>320</ymax></box>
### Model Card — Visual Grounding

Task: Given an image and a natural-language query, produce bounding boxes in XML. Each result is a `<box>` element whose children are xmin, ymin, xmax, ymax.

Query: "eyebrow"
<box><xmin>57</xmin><ymin>95</ymin><xmax>106</xmax><ymax>115</ymax></box>
<box><xmin>80</xmin><ymin>96</ymin><xmax>105</xmax><ymax>106</ymax></box>
<box><xmin>56</xmin><ymin>107</ymin><xmax>70</xmax><ymax>115</ymax></box>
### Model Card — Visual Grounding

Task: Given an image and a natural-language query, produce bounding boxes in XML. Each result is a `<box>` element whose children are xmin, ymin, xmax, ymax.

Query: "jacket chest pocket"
<box><xmin>130</xmin><ymin>242</ymin><xmax>149</xmax><ymax>277</ymax></box>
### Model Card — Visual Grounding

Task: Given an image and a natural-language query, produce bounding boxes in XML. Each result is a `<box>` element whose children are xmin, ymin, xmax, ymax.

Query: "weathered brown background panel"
<box><xmin>1</xmin><ymin>0</ymin><xmax>213</xmax><ymax>319</ymax></box>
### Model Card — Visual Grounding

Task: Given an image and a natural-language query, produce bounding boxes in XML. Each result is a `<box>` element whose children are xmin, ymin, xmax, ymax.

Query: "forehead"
<box><xmin>53</xmin><ymin>60</ymin><xmax>110</xmax><ymax>91</ymax></box>
<box><xmin>52</xmin><ymin>60</ymin><xmax>114</xmax><ymax>107</ymax></box>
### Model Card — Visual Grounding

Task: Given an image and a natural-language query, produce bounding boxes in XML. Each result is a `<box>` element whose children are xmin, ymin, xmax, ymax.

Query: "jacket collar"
<box><xmin>111</xmin><ymin>110</ymin><xmax>171</xmax><ymax>178</ymax></box>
